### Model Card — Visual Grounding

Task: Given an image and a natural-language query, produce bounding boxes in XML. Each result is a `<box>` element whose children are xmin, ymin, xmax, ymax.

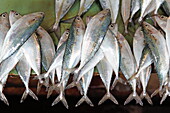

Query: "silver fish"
<box><xmin>97</xmin><ymin>57</ymin><xmax>118</xmax><ymax>105</ymax></box>
<box><xmin>121</xmin><ymin>0</ymin><xmax>131</xmax><ymax>33</ymax></box>
<box><xmin>0</xmin><ymin>12</ymin><xmax>44</xmax><ymax>63</ymax></box>
<box><xmin>9</xmin><ymin>10</ymin><xmax>41</xmax><ymax>80</ymax></box>
<box><xmin>53</xmin><ymin>0</ymin><xmax>75</xmax><ymax>30</ymax></box>
<box><xmin>75</xmin><ymin>68</ymin><xmax>94</xmax><ymax>107</ymax></box>
<box><xmin>78</xmin><ymin>0</ymin><xmax>95</xmax><ymax>16</ymax></box>
<box><xmin>99</xmin><ymin>0</ymin><xmax>120</xmax><ymax>23</ymax></box>
<box><xmin>133</xmin><ymin>27</ymin><xmax>152</xmax><ymax>104</ymax></box>
<box><xmin>143</xmin><ymin>22</ymin><xmax>169</xmax><ymax>97</ymax></box>
<box><xmin>75</xmin><ymin>9</ymin><xmax>111</xmax><ymax>82</ymax></box>
<box><xmin>117</xmin><ymin>32</ymin><xmax>143</xmax><ymax>106</ymax></box>
<box><xmin>52</xmin><ymin>16</ymin><xmax>85</xmax><ymax>108</ymax></box>
<box><xmin>16</xmin><ymin>56</ymin><xmax>38</xmax><ymax>103</ymax></box>
<box><xmin>129</xmin><ymin>0</ymin><xmax>140</xmax><ymax>22</ymax></box>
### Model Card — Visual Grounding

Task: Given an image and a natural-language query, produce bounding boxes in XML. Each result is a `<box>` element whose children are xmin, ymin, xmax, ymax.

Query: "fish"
<box><xmin>74</xmin><ymin>9</ymin><xmax>111</xmax><ymax>82</ymax></box>
<box><xmin>100</xmin><ymin>23</ymin><xmax>120</xmax><ymax>89</ymax></box>
<box><xmin>52</xmin><ymin>16</ymin><xmax>85</xmax><ymax>109</ymax></box>
<box><xmin>9</xmin><ymin>10</ymin><xmax>41</xmax><ymax>99</ymax></box>
<box><xmin>75</xmin><ymin>68</ymin><xmax>94</xmax><ymax>107</ymax></box>
<box><xmin>133</xmin><ymin>27</ymin><xmax>152</xmax><ymax>104</ymax></box>
<box><xmin>0</xmin><ymin>12</ymin><xmax>10</xmax><ymax>54</ymax></box>
<box><xmin>0</xmin><ymin>12</ymin><xmax>10</xmax><ymax>105</ymax></box>
<box><xmin>139</xmin><ymin>0</ymin><xmax>153</xmax><ymax>22</ymax></box>
<box><xmin>97</xmin><ymin>57</ymin><xmax>118</xmax><ymax>105</ymax></box>
<box><xmin>140</xmin><ymin>65</ymin><xmax>153</xmax><ymax>104</ymax></box>
<box><xmin>129</xmin><ymin>0</ymin><xmax>140</xmax><ymax>22</ymax></box>
<box><xmin>53</xmin><ymin>0</ymin><xmax>75</xmax><ymax>30</ymax></box>
<box><xmin>78</xmin><ymin>0</ymin><xmax>95</xmax><ymax>16</ymax></box>
<box><xmin>121</xmin><ymin>0</ymin><xmax>131</xmax><ymax>33</ymax></box>
<box><xmin>16</xmin><ymin>56</ymin><xmax>38</xmax><ymax>103</ymax></box>
<box><xmin>99</xmin><ymin>0</ymin><xmax>120</xmax><ymax>23</ymax></box>
<box><xmin>47</xmin><ymin>30</ymin><xmax>70</xmax><ymax>98</ymax></box>
<box><xmin>142</xmin><ymin>22</ymin><xmax>169</xmax><ymax>97</ymax></box>
<box><xmin>0</xmin><ymin>12</ymin><xmax>44</xmax><ymax>63</ymax></box>
<box><xmin>36</xmin><ymin>26</ymin><xmax>55</xmax><ymax>92</ymax></box>
<box><xmin>117</xmin><ymin>32</ymin><xmax>143</xmax><ymax>106</ymax></box>
<box><xmin>9</xmin><ymin>10</ymin><xmax>41</xmax><ymax>83</ymax></box>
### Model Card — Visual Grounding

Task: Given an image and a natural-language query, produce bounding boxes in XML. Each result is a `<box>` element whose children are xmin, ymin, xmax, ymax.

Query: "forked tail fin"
<box><xmin>75</xmin><ymin>95</ymin><xmax>94</xmax><ymax>107</ymax></box>
<box><xmin>98</xmin><ymin>92</ymin><xmax>118</xmax><ymax>105</ymax></box>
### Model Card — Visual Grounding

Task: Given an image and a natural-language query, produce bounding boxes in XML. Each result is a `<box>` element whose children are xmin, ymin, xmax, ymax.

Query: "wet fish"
<box><xmin>78</xmin><ymin>0</ymin><xmax>95</xmax><ymax>16</ymax></box>
<box><xmin>9</xmin><ymin>10</ymin><xmax>41</xmax><ymax>81</ymax></box>
<box><xmin>0</xmin><ymin>12</ymin><xmax>10</xmax><ymax>105</ymax></box>
<box><xmin>121</xmin><ymin>0</ymin><xmax>131</xmax><ymax>33</ymax></box>
<box><xmin>133</xmin><ymin>27</ymin><xmax>152</xmax><ymax>104</ymax></box>
<box><xmin>129</xmin><ymin>0</ymin><xmax>140</xmax><ymax>22</ymax></box>
<box><xmin>47</xmin><ymin>30</ymin><xmax>70</xmax><ymax>98</ymax></box>
<box><xmin>52</xmin><ymin>16</ymin><xmax>85</xmax><ymax>108</ymax></box>
<box><xmin>53</xmin><ymin>0</ymin><xmax>75</xmax><ymax>30</ymax></box>
<box><xmin>75</xmin><ymin>68</ymin><xmax>94</xmax><ymax>107</ymax></box>
<box><xmin>0</xmin><ymin>12</ymin><xmax>44</xmax><ymax>63</ymax></box>
<box><xmin>75</xmin><ymin>9</ymin><xmax>111</xmax><ymax>82</ymax></box>
<box><xmin>97</xmin><ymin>57</ymin><xmax>118</xmax><ymax>105</ymax></box>
<box><xmin>16</xmin><ymin>56</ymin><xmax>38</xmax><ymax>103</ymax></box>
<box><xmin>142</xmin><ymin>22</ymin><xmax>169</xmax><ymax>97</ymax></box>
<box><xmin>99</xmin><ymin>0</ymin><xmax>120</xmax><ymax>23</ymax></box>
<box><xmin>117</xmin><ymin>32</ymin><xmax>143</xmax><ymax>106</ymax></box>
<box><xmin>162</xmin><ymin>0</ymin><xmax>170</xmax><ymax>16</ymax></box>
<box><xmin>0</xmin><ymin>12</ymin><xmax>10</xmax><ymax>54</ymax></box>
<box><xmin>9</xmin><ymin>10</ymin><xmax>41</xmax><ymax>99</ymax></box>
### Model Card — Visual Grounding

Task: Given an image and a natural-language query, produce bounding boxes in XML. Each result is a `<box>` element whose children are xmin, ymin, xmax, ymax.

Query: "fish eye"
<box><xmin>1</xmin><ymin>14</ymin><xmax>6</xmax><ymax>18</ymax></box>
<box><xmin>76</xmin><ymin>17</ymin><xmax>80</xmax><ymax>21</ymax></box>
<box><xmin>110</xmin><ymin>24</ymin><xmax>114</xmax><ymax>27</ymax></box>
<box><xmin>15</xmin><ymin>13</ymin><xmax>19</xmax><ymax>16</ymax></box>
<box><xmin>160</xmin><ymin>15</ymin><xmax>164</xmax><ymax>19</ymax></box>
<box><xmin>32</xmin><ymin>18</ymin><xmax>36</xmax><ymax>21</ymax></box>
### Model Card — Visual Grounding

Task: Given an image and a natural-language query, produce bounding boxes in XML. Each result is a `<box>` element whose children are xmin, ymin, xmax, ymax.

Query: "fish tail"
<box><xmin>36</xmin><ymin>82</ymin><xmax>43</xmax><ymax>94</ymax></box>
<box><xmin>140</xmin><ymin>91</ymin><xmax>153</xmax><ymax>105</ymax></box>
<box><xmin>160</xmin><ymin>86</ymin><xmax>170</xmax><ymax>104</ymax></box>
<box><xmin>52</xmin><ymin>93</ymin><xmax>69</xmax><ymax>109</ymax></box>
<box><xmin>151</xmin><ymin>88</ymin><xmax>163</xmax><ymax>98</ymax></box>
<box><xmin>75</xmin><ymin>95</ymin><xmax>94</xmax><ymax>107</ymax></box>
<box><xmin>124</xmin><ymin>92</ymin><xmax>143</xmax><ymax>106</ymax></box>
<box><xmin>98</xmin><ymin>92</ymin><xmax>118</xmax><ymax>105</ymax></box>
<box><xmin>128</xmin><ymin>72</ymin><xmax>138</xmax><ymax>81</ymax></box>
<box><xmin>20</xmin><ymin>89</ymin><xmax>38</xmax><ymax>103</ymax></box>
<box><xmin>0</xmin><ymin>92</ymin><xmax>9</xmax><ymax>106</ymax></box>
<box><xmin>66</xmin><ymin>81</ymin><xmax>83</xmax><ymax>95</ymax></box>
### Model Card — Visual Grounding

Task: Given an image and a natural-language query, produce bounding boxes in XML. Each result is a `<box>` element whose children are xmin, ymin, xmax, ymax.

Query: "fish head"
<box><xmin>72</xmin><ymin>16</ymin><xmax>85</xmax><ymax>35</ymax></box>
<box><xmin>25</xmin><ymin>12</ymin><xmax>44</xmax><ymax>27</ymax></box>
<box><xmin>142</xmin><ymin>22</ymin><xmax>156</xmax><ymax>34</ymax></box>
<box><xmin>154</xmin><ymin>15</ymin><xmax>167</xmax><ymax>29</ymax></box>
<box><xmin>155</xmin><ymin>15</ymin><xmax>168</xmax><ymax>22</ymax></box>
<box><xmin>0</xmin><ymin>12</ymin><xmax>10</xmax><ymax>28</ymax></box>
<box><xmin>9</xmin><ymin>10</ymin><xmax>22</xmax><ymax>25</ymax></box>
<box><xmin>109</xmin><ymin>23</ymin><xmax>118</xmax><ymax>36</ymax></box>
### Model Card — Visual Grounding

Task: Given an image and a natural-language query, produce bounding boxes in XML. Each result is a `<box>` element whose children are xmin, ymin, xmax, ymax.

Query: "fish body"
<box><xmin>0</xmin><ymin>12</ymin><xmax>44</xmax><ymax>63</ymax></box>
<box><xmin>129</xmin><ymin>0</ymin><xmax>140</xmax><ymax>22</ymax></box>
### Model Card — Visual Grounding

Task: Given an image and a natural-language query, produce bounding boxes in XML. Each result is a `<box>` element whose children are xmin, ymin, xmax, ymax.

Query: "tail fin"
<box><xmin>98</xmin><ymin>92</ymin><xmax>118</xmax><ymax>105</ymax></box>
<box><xmin>36</xmin><ymin>82</ymin><xmax>42</xmax><ymax>94</ymax></box>
<box><xmin>0</xmin><ymin>92</ymin><xmax>9</xmax><ymax>105</ymax></box>
<box><xmin>51</xmin><ymin>93</ymin><xmax>68</xmax><ymax>109</ymax></box>
<box><xmin>140</xmin><ymin>92</ymin><xmax>153</xmax><ymax>105</ymax></box>
<box><xmin>75</xmin><ymin>95</ymin><xmax>94</xmax><ymax>107</ymax></box>
<box><xmin>20</xmin><ymin>89</ymin><xmax>38</xmax><ymax>103</ymax></box>
<box><xmin>124</xmin><ymin>92</ymin><xmax>143</xmax><ymax>106</ymax></box>
<box><xmin>160</xmin><ymin>87</ymin><xmax>170</xmax><ymax>104</ymax></box>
